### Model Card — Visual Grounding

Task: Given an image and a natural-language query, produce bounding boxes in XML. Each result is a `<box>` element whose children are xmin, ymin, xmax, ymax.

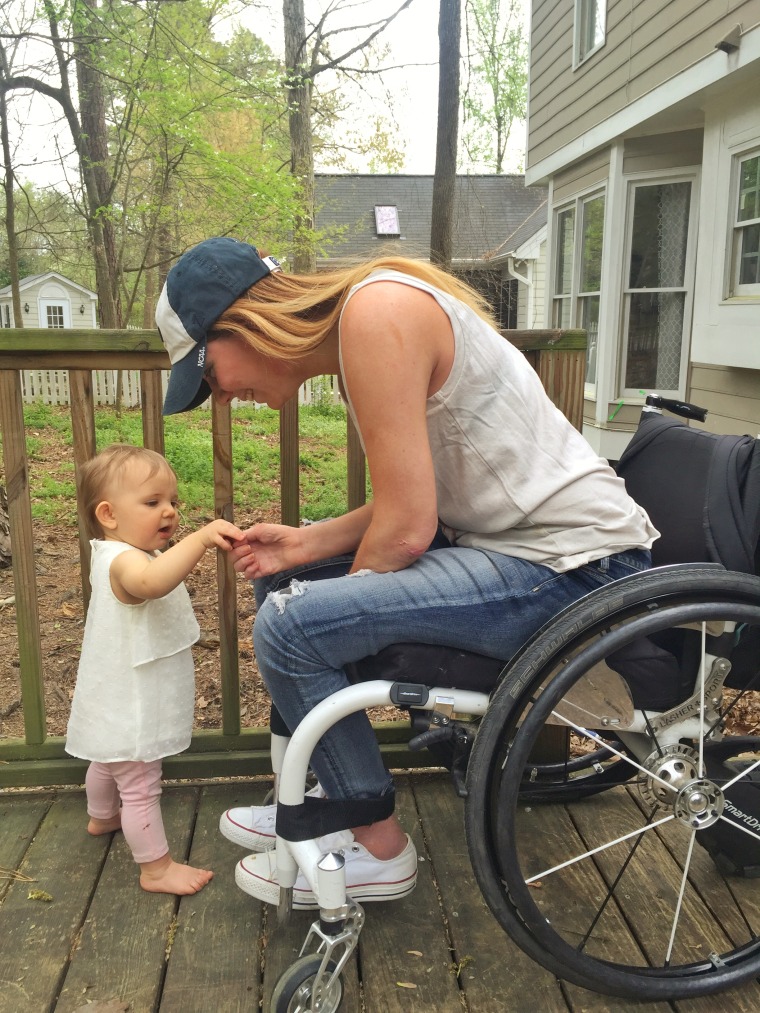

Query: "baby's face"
<box><xmin>100</xmin><ymin>461</ymin><xmax>180</xmax><ymax>551</ymax></box>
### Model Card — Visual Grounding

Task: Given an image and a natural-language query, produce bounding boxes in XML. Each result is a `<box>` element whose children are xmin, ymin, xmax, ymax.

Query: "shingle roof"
<box><xmin>495</xmin><ymin>199</ymin><xmax>548</xmax><ymax>258</ymax></box>
<box><xmin>314</xmin><ymin>174</ymin><xmax>548</xmax><ymax>264</ymax></box>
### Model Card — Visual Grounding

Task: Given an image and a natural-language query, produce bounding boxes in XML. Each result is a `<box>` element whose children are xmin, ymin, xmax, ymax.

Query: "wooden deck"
<box><xmin>1</xmin><ymin>770</ymin><xmax>759</xmax><ymax>1013</ymax></box>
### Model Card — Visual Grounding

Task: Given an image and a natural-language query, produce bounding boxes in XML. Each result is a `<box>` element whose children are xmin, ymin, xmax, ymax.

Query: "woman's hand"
<box><xmin>231</xmin><ymin>523</ymin><xmax>308</xmax><ymax>580</ymax></box>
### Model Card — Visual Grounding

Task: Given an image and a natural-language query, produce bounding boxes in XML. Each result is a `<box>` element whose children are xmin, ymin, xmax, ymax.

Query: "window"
<box><xmin>576</xmin><ymin>0</ymin><xmax>606</xmax><ymax>64</ymax></box>
<box><xmin>731</xmin><ymin>152</ymin><xmax>760</xmax><ymax>296</ymax></box>
<box><xmin>622</xmin><ymin>180</ymin><xmax>693</xmax><ymax>395</ymax></box>
<box><xmin>46</xmin><ymin>304</ymin><xmax>65</xmax><ymax>328</ymax></box>
<box><xmin>551</xmin><ymin>193</ymin><xmax>605</xmax><ymax>387</ymax></box>
<box><xmin>374</xmin><ymin>205</ymin><xmax>400</xmax><ymax>235</ymax></box>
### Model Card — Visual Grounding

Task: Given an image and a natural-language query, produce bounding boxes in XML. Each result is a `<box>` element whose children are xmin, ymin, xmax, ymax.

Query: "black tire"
<box><xmin>466</xmin><ymin>566</ymin><xmax>760</xmax><ymax>1000</ymax></box>
<box><xmin>270</xmin><ymin>955</ymin><xmax>343</xmax><ymax>1013</ymax></box>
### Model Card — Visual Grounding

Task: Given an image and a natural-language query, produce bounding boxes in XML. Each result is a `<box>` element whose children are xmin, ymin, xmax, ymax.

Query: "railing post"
<box><xmin>69</xmin><ymin>370</ymin><xmax>97</xmax><ymax>609</ymax></box>
<box><xmin>280</xmin><ymin>396</ymin><xmax>299</xmax><ymax>526</ymax></box>
<box><xmin>212</xmin><ymin>399</ymin><xmax>241</xmax><ymax>736</ymax></box>
<box><xmin>0</xmin><ymin>369</ymin><xmax>46</xmax><ymax>744</ymax></box>
<box><xmin>346</xmin><ymin>415</ymin><xmax>367</xmax><ymax>511</ymax></box>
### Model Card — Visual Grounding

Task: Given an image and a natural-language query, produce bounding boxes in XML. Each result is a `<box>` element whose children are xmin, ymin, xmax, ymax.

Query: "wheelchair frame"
<box><xmin>268</xmin><ymin>566</ymin><xmax>760</xmax><ymax>1009</ymax></box>
<box><xmin>261</xmin><ymin>394</ymin><xmax>760</xmax><ymax>1008</ymax></box>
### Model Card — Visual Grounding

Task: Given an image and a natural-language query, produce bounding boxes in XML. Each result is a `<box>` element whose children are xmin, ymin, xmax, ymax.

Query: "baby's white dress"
<box><xmin>65</xmin><ymin>539</ymin><xmax>200</xmax><ymax>763</ymax></box>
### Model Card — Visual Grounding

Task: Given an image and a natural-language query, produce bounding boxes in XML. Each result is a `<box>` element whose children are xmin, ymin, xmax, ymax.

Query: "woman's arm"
<box><xmin>230</xmin><ymin>504</ymin><xmax>374</xmax><ymax>580</ymax></box>
<box><xmin>339</xmin><ymin>281</ymin><xmax>451</xmax><ymax>574</ymax></box>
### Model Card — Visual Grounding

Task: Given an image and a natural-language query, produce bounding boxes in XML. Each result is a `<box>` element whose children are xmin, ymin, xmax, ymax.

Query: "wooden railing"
<box><xmin>0</xmin><ymin>326</ymin><xmax>585</xmax><ymax>787</ymax></box>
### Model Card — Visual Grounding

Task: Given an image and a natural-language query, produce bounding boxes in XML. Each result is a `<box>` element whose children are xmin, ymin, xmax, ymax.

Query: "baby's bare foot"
<box><xmin>139</xmin><ymin>854</ymin><xmax>213</xmax><ymax>896</ymax></box>
<box><xmin>88</xmin><ymin>814</ymin><xmax>122</xmax><ymax>836</ymax></box>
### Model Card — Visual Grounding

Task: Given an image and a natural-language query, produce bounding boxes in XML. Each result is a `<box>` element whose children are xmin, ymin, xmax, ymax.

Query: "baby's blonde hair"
<box><xmin>79</xmin><ymin>444</ymin><xmax>176</xmax><ymax>540</ymax></box>
<box><xmin>209</xmin><ymin>255</ymin><xmax>498</xmax><ymax>360</ymax></box>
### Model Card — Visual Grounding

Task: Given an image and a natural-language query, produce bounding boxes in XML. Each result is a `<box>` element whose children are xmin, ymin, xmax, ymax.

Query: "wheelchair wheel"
<box><xmin>270</xmin><ymin>955</ymin><xmax>342</xmax><ymax>1013</ymax></box>
<box><xmin>466</xmin><ymin>565</ymin><xmax>760</xmax><ymax>1000</ymax></box>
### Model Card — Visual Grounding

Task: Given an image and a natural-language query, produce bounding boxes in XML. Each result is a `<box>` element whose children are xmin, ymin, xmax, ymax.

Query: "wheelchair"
<box><xmin>264</xmin><ymin>396</ymin><xmax>760</xmax><ymax>1009</ymax></box>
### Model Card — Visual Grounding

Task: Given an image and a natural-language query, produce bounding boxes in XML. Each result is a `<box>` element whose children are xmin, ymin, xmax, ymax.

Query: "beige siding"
<box><xmin>531</xmin><ymin>243</ymin><xmax>547</xmax><ymax>329</ymax></box>
<box><xmin>622</xmin><ymin>130</ymin><xmax>704</xmax><ymax>174</ymax></box>
<box><xmin>688</xmin><ymin>363</ymin><xmax>760</xmax><ymax>436</ymax></box>
<box><xmin>528</xmin><ymin>0</ymin><xmax>760</xmax><ymax>170</ymax></box>
<box><xmin>553</xmin><ymin>149</ymin><xmax>610</xmax><ymax>203</ymax></box>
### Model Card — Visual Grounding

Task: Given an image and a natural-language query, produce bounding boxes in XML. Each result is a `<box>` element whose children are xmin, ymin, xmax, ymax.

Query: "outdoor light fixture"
<box><xmin>23</xmin><ymin>302</ymin><xmax>29</xmax><ymax>312</ymax></box>
<box><xmin>715</xmin><ymin>24</ymin><xmax>741</xmax><ymax>53</ymax></box>
<box><xmin>79</xmin><ymin>304</ymin><xmax>85</xmax><ymax>314</ymax></box>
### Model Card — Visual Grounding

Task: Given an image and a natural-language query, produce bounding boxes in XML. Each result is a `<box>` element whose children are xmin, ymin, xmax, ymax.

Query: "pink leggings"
<box><xmin>86</xmin><ymin>759</ymin><xmax>168</xmax><ymax>865</ymax></box>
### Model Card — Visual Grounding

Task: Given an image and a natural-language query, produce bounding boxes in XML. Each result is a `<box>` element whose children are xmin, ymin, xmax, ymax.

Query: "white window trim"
<box><xmin>40</xmin><ymin>298</ymin><xmax>71</xmax><ymax>329</ymax></box>
<box><xmin>550</xmin><ymin>186</ymin><xmax>607</xmax><ymax>398</ymax></box>
<box><xmin>573</xmin><ymin>0</ymin><xmax>607</xmax><ymax>69</ymax></box>
<box><xmin>728</xmin><ymin>147</ymin><xmax>760</xmax><ymax>298</ymax></box>
<box><xmin>618</xmin><ymin>172</ymin><xmax>699</xmax><ymax>399</ymax></box>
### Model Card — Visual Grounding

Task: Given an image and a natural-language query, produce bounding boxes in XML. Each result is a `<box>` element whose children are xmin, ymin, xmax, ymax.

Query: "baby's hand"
<box><xmin>199</xmin><ymin>519</ymin><xmax>245</xmax><ymax>551</ymax></box>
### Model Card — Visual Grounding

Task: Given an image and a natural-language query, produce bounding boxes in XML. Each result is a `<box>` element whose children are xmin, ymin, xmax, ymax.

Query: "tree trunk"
<box><xmin>430</xmin><ymin>0</ymin><xmax>461</xmax><ymax>269</ymax></box>
<box><xmin>74</xmin><ymin>0</ymin><xmax>121</xmax><ymax>327</ymax></box>
<box><xmin>283</xmin><ymin>0</ymin><xmax>315</xmax><ymax>274</ymax></box>
<box><xmin>0</xmin><ymin>43</ymin><xmax>23</xmax><ymax>328</ymax></box>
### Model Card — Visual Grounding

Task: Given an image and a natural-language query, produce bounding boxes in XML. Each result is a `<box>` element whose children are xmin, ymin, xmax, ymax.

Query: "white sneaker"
<box><xmin>219</xmin><ymin>783</ymin><xmax>325</xmax><ymax>851</ymax></box>
<box><xmin>234</xmin><ymin>831</ymin><xmax>418</xmax><ymax>909</ymax></box>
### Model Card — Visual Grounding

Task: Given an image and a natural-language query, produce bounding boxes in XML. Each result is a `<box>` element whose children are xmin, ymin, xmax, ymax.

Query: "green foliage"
<box><xmin>10</xmin><ymin>403</ymin><xmax>359</xmax><ymax>528</ymax></box>
<box><xmin>461</xmin><ymin>0</ymin><xmax>528</xmax><ymax>173</ymax></box>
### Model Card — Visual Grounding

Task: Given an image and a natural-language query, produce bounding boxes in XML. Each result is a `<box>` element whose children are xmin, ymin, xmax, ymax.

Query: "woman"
<box><xmin>157</xmin><ymin>236</ymin><xmax>658</xmax><ymax>909</ymax></box>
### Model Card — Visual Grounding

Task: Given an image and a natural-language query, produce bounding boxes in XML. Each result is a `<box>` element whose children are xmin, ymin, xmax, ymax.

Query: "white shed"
<box><xmin>0</xmin><ymin>272</ymin><xmax>98</xmax><ymax>329</ymax></box>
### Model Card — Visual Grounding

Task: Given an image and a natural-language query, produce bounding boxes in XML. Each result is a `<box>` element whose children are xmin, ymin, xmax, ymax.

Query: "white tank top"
<box><xmin>339</xmin><ymin>270</ymin><xmax>658</xmax><ymax>573</ymax></box>
<box><xmin>65</xmin><ymin>540</ymin><xmax>199</xmax><ymax>762</ymax></box>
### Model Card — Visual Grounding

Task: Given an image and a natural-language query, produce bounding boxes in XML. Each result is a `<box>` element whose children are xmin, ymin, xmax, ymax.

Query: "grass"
<box><xmin>11</xmin><ymin>401</ymin><xmax>366</xmax><ymax>528</ymax></box>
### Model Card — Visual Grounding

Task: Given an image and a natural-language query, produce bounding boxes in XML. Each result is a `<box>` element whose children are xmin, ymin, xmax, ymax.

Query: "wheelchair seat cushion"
<box><xmin>345</xmin><ymin>642</ymin><xmax>506</xmax><ymax>694</ymax></box>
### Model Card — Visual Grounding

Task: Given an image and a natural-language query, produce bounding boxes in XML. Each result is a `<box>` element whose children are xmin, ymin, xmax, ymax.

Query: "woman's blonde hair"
<box><xmin>209</xmin><ymin>256</ymin><xmax>498</xmax><ymax>360</ymax></box>
<box><xmin>79</xmin><ymin>444</ymin><xmax>176</xmax><ymax>540</ymax></box>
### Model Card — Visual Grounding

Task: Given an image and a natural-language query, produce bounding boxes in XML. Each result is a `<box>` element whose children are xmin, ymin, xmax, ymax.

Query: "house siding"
<box><xmin>527</xmin><ymin>0</ymin><xmax>760</xmax><ymax>171</ymax></box>
<box><xmin>553</xmin><ymin>150</ymin><xmax>610</xmax><ymax>203</ymax></box>
<box><xmin>689</xmin><ymin>363</ymin><xmax>760</xmax><ymax>436</ymax></box>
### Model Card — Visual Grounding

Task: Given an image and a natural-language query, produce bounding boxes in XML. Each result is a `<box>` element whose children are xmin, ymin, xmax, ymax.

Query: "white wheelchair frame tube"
<box><xmin>274</xmin><ymin>680</ymin><xmax>490</xmax><ymax>897</ymax></box>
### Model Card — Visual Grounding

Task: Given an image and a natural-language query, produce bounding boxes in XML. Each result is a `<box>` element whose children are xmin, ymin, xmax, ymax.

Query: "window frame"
<box><xmin>40</xmin><ymin>299</ymin><xmax>70</xmax><ymax>329</ymax></box>
<box><xmin>574</xmin><ymin>0</ymin><xmax>607</xmax><ymax>68</ymax></box>
<box><xmin>729</xmin><ymin>148</ymin><xmax>760</xmax><ymax>298</ymax></box>
<box><xmin>551</xmin><ymin>188</ymin><xmax>606</xmax><ymax>396</ymax></box>
<box><xmin>374</xmin><ymin>204</ymin><xmax>400</xmax><ymax>236</ymax></box>
<box><xmin>619</xmin><ymin>172</ymin><xmax>698</xmax><ymax>399</ymax></box>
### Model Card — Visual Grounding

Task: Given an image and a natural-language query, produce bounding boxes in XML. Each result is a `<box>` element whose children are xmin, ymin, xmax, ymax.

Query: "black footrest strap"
<box><xmin>276</xmin><ymin>791</ymin><xmax>396</xmax><ymax>842</ymax></box>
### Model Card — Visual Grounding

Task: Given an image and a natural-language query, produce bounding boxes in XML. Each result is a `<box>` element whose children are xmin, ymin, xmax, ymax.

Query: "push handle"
<box><xmin>645</xmin><ymin>395</ymin><xmax>708</xmax><ymax>422</ymax></box>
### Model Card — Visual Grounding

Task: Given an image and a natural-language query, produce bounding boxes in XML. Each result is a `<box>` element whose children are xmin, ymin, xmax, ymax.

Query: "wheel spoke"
<box><xmin>665</xmin><ymin>829</ymin><xmax>697</xmax><ymax>965</ymax></box>
<box><xmin>549</xmin><ymin>710</ymin><xmax>675</xmax><ymax>792</ymax></box>
<box><xmin>525</xmin><ymin>810</ymin><xmax>675</xmax><ymax>884</ymax></box>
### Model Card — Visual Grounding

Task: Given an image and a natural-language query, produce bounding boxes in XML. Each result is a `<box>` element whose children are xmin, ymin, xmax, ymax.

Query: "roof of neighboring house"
<box><xmin>493</xmin><ymin>199</ymin><xmax>548</xmax><ymax>259</ymax></box>
<box><xmin>0</xmin><ymin>272</ymin><xmax>97</xmax><ymax>299</ymax></box>
<box><xmin>314</xmin><ymin>174</ymin><xmax>548</xmax><ymax>265</ymax></box>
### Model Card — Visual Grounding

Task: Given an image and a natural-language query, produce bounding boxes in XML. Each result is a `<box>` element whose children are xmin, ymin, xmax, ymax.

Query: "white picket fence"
<box><xmin>20</xmin><ymin>369</ymin><xmax>342</xmax><ymax>409</ymax></box>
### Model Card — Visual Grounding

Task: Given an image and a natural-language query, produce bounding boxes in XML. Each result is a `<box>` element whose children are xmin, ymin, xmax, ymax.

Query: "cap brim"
<box><xmin>162</xmin><ymin>341</ymin><xmax>211</xmax><ymax>415</ymax></box>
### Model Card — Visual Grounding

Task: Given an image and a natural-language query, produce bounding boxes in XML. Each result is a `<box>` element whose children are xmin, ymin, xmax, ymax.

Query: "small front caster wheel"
<box><xmin>271</xmin><ymin>955</ymin><xmax>343</xmax><ymax>1013</ymax></box>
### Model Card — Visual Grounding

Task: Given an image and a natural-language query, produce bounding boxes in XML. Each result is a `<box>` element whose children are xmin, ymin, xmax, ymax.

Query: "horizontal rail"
<box><xmin>0</xmin><ymin>326</ymin><xmax>585</xmax><ymax>786</ymax></box>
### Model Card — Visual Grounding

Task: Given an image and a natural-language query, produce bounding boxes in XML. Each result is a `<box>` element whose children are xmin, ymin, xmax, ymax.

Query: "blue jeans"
<box><xmin>252</xmin><ymin>546</ymin><xmax>651</xmax><ymax>802</ymax></box>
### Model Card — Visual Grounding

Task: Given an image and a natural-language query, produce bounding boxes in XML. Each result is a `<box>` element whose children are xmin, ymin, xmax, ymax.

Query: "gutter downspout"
<box><xmin>506</xmin><ymin>255</ymin><xmax>534</xmax><ymax>328</ymax></box>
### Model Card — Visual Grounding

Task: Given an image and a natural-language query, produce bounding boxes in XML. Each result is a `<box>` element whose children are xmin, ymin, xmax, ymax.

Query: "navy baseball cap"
<box><xmin>156</xmin><ymin>237</ymin><xmax>281</xmax><ymax>415</ymax></box>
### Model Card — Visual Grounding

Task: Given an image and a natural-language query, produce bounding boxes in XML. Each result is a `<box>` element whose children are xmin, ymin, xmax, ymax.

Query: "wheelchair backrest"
<box><xmin>615</xmin><ymin>412</ymin><xmax>760</xmax><ymax>576</ymax></box>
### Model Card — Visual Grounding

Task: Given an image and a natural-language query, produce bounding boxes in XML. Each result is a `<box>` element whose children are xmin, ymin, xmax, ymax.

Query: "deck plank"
<box><xmin>159</xmin><ymin>784</ymin><xmax>264</xmax><ymax>1012</ymax></box>
<box><xmin>56</xmin><ymin>786</ymin><xmax>200</xmax><ymax>1012</ymax></box>
<box><xmin>0</xmin><ymin>792</ymin><xmax>110</xmax><ymax>1013</ymax></box>
<box><xmin>0</xmin><ymin>793</ymin><xmax>52</xmax><ymax>902</ymax></box>
<box><xmin>413</xmin><ymin>774</ymin><xmax>571</xmax><ymax>1013</ymax></box>
<box><xmin>2</xmin><ymin>776</ymin><xmax>760</xmax><ymax>1011</ymax></box>
<box><xmin>358</xmin><ymin>777</ymin><xmax>466</xmax><ymax>1012</ymax></box>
